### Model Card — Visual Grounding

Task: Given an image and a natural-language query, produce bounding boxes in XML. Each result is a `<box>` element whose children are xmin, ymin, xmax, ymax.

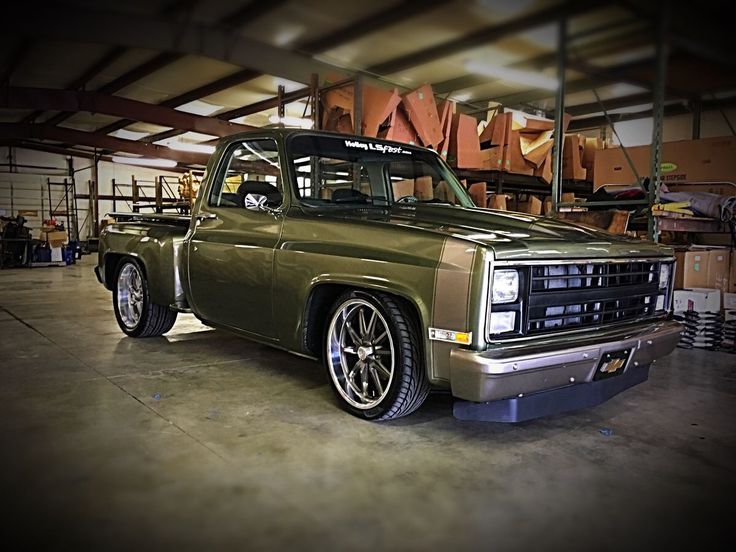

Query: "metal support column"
<box><xmin>131</xmin><ymin>175</ymin><xmax>139</xmax><ymax>212</ymax></box>
<box><xmin>277</xmin><ymin>85</ymin><xmax>285</xmax><ymax>122</ymax></box>
<box><xmin>551</xmin><ymin>18</ymin><xmax>567</xmax><ymax>214</ymax></box>
<box><xmin>691</xmin><ymin>98</ymin><xmax>702</xmax><ymax>140</ymax></box>
<box><xmin>353</xmin><ymin>73</ymin><xmax>363</xmax><ymax>136</ymax></box>
<box><xmin>155</xmin><ymin>176</ymin><xmax>163</xmax><ymax>213</ymax></box>
<box><xmin>91</xmin><ymin>152</ymin><xmax>99</xmax><ymax>236</ymax></box>
<box><xmin>648</xmin><ymin>4</ymin><xmax>670</xmax><ymax>242</ymax></box>
<box><xmin>310</xmin><ymin>73</ymin><xmax>320</xmax><ymax>130</ymax></box>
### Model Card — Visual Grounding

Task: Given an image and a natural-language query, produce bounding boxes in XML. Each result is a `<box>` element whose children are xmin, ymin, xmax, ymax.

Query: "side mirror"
<box><xmin>244</xmin><ymin>193</ymin><xmax>268</xmax><ymax>211</ymax></box>
<box><xmin>243</xmin><ymin>193</ymin><xmax>278</xmax><ymax>213</ymax></box>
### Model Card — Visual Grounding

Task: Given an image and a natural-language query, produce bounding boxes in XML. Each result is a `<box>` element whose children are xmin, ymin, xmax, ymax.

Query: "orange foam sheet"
<box><xmin>451</xmin><ymin>113</ymin><xmax>483</xmax><ymax>169</ymax></box>
<box><xmin>402</xmin><ymin>85</ymin><xmax>443</xmax><ymax>149</ymax></box>
<box><xmin>362</xmin><ymin>86</ymin><xmax>401</xmax><ymax>138</ymax></box>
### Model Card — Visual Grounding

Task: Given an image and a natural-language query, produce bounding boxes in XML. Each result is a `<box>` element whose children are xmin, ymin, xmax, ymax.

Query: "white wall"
<box><xmin>0</xmin><ymin>147</ymin><xmax>181</xmax><ymax>241</ymax></box>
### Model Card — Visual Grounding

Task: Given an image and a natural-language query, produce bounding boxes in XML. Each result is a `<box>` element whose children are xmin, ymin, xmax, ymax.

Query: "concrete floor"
<box><xmin>1</xmin><ymin>256</ymin><xmax>734</xmax><ymax>551</ymax></box>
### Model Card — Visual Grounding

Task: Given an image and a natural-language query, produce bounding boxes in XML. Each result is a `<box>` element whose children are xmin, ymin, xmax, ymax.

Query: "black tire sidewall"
<box><xmin>112</xmin><ymin>257</ymin><xmax>150</xmax><ymax>337</ymax></box>
<box><xmin>324</xmin><ymin>291</ymin><xmax>413</xmax><ymax>420</ymax></box>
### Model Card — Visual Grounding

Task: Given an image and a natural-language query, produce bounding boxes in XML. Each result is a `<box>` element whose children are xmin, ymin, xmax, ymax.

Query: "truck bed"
<box><xmin>108</xmin><ymin>212</ymin><xmax>191</xmax><ymax>227</ymax></box>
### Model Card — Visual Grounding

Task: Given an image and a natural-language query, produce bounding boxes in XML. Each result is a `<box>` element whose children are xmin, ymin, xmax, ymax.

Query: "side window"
<box><xmin>387</xmin><ymin>160</ymin><xmax>457</xmax><ymax>204</ymax></box>
<box><xmin>209</xmin><ymin>139</ymin><xmax>283</xmax><ymax>209</ymax></box>
<box><xmin>295</xmin><ymin>157</ymin><xmax>375</xmax><ymax>203</ymax></box>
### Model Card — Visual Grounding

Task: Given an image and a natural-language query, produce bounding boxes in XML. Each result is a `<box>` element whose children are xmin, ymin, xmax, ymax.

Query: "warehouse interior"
<box><xmin>1</xmin><ymin>0</ymin><xmax>735</xmax><ymax>549</ymax></box>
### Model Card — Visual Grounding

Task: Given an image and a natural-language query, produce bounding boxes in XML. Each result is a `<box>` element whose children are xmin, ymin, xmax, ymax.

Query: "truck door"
<box><xmin>187</xmin><ymin>138</ymin><xmax>284</xmax><ymax>339</ymax></box>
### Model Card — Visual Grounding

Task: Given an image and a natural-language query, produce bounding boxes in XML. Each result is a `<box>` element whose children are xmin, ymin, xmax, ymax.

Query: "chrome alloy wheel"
<box><xmin>116</xmin><ymin>263</ymin><xmax>144</xmax><ymax>329</ymax></box>
<box><xmin>327</xmin><ymin>298</ymin><xmax>395</xmax><ymax>410</ymax></box>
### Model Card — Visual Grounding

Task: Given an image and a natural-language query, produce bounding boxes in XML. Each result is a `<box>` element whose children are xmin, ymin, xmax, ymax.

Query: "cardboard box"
<box><xmin>435</xmin><ymin>181</ymin><xmax>455</xmax><ymax>204</ymax></box>
<box><xmin>593</xmin><ymin>136</ymin><xmax>736</xmax><ymax>190</ymax></box>
<box><xmin>414</xmin><ymin>176</ymin><xmax>434</xmax><ymax>200</ymax></box>
<box><xmin>682</xmin><ymin>251</ymin><xmax>710</xmax><ymax>288</ymax></box>
<box><xmin>515</xmin><ymin>195</ymin><xmax>542</xmax><ymax>215</ymax></box>
<box><xmin>392</xmin><ymin>179</ymin><xmax>414</xmax><ymax>199</ymax></box>
<box><xmin>467</xmin><ymin>182</ymin><xmax>487</xmax><ymax>207</ymax></box>
<box><xmin>723</xmin><ymin>292</ymin><xmax>736</xmax><ymax>311</ymax></box>
<box><xmin>706</xmin><ymin>248</ymin><xmax>731</xmax><ymax>293</ymax></box>
<box><xmin>488</xmin><ymin>194</ymin><xmax>507</xmax><ymax>210</ymax></box>
<box><xmin>673</xmin><ymin>288</ymin><xmax>721</xmax><ymax>313</ymax></box>
<box><xmin>581</xmin><ymin>137</ymin><xmax>602</xmax><ymax>183</ymax></box>
<box><xmin>674</xmin><ymin>250</ymin><xmax>686</xmax><ymax>289</ymax></box>
<box><xmin>562</xmin><ymin>134</ymin><xmax>587</xmax><ymax>181</ymax></box>
<box><xmin>40</xmin><ymin>230</ymin><xmax>67</xmax><ymax>243</ymax></box>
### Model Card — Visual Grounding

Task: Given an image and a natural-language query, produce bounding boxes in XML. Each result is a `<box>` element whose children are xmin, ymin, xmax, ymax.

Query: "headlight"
<box><xmin>659</xmin><ymin>264</ymin><xmax>671</xmax><ymax>289</ymax></box>
<box><xmin>489</xmin><ymin>311</ymin><xmax>516</xmax><ymax>334</ymax></box>
<box><xmin>492</xmin><ymin>269</ymin><xmax>519</xmax><ymax>304</ymax></box>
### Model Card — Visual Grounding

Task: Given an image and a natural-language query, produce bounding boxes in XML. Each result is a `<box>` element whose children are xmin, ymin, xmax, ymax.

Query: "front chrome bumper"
<box><xmin>449</xmin><ymin>320</ymin><xmax>682</xmax><ymax>403</ymax></box>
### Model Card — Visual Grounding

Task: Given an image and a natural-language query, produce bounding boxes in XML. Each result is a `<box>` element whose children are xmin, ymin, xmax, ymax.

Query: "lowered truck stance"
<box><xmin>96</xmin><ymin>129</ymin><xmax>681</xmax><ymax>422</ymax></box>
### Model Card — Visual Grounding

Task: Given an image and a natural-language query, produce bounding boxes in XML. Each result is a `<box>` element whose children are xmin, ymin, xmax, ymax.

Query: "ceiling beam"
<box><xmin>366</xmin><ymin>0</ymin><xmax>599</xmax><ymax>75</ymax></box>
<box><xmin>21</xmin><ymin>46</ymin><xmax>129</xmax><ymax>124</ymax></box>
<box><xmin>471</xmin><ymin>55</ymin><xmax>677</xmax><ymax>111</ymax></box>
<box><xmin>299</xmin><ymin>0</ymin><xmax>447</xmax><ymax>54</ymax></box>
<box><xmin>2</xmin><ymin>86</ymin><xmax>256</xmax><ymax>136</ymax></box>
<box><xmin>6</xmin><ymin>6</ymin><xmax>347</xmax><ymax>86</ymax></box>
<box><xmin>141</xmin><ymin>86</ymin><xmax>311</xmax><ymax>144</ymax></box>
<box><xmin>38</xmin><ymin>0</ymin><xmax>290</xmax><ymax>129</ymax></box>
<box><xmin>433</xmin><ymin>27</ymin><xmax>650</xmax><ymax>95</ymax></box>
<box><xmin>566</xmin><ymin>92</ymin><xmax>656</xmax><ymax>116</ymax></box>
<box><xmin>94</xmin><ymin>68</ymin><xmax>262</xmax><ymax>136</ymax></box>
<box><xmin>0</xmin><ymin>123</ymin><xmax>210</xmax><ymax>165</ymax></box>
<box><xmin>40</xmin><ymin>52</ymin><xmax>182</xmax><ymax>127</ymax></box>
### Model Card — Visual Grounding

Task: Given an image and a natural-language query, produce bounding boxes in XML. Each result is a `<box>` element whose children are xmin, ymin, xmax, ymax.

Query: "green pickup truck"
<box><xmin>96</xmin><ymin>129</ymin><xmax>681</xmax><ymax>422</ymax></box>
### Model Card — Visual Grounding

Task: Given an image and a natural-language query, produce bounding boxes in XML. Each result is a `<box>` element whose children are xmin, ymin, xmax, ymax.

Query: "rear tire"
<box><xmin>113</xmin><ymin>258</ymin><xmax>177</xmax><ymax>337</ymax></box>
<box><xmin>324</xmin><ymin>290</ymin><xmax>429</xmax><ymax>420</ymax></box>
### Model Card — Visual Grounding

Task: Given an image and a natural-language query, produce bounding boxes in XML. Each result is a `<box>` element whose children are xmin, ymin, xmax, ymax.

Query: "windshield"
<box><xmin>288</xmin><ymin>134</ymin><xmax>475</xmax><ymax>208</ymax></box>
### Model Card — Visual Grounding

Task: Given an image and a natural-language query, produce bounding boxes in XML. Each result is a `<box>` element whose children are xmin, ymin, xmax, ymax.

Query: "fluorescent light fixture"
<box><xmin>112</xmin><ymin>155</ymin><xmax>177</xmax><ymax>168</ymax></box>
<box><xmin>165</xmin><ymin>141</ymin><xmax>216</xmax><ymax>155</ymax></box>
<box><xmin>175</xmin><ymin>100</ymin><xmax>223</xmax><ymax>116</ymax></box>
<box><xmin>268</xmin><ymin>114</ymin><xmax>314</xmax><ymax>128</ymax></box>
<box><xmin>466</xmin><ymin>60</ymin><xmax>558</xmax><ymax>90</ymax></box>
<box><xmin>109</xmin><ymin>129</ymin><xmax>150</xmax><ymax>140</ymax></box>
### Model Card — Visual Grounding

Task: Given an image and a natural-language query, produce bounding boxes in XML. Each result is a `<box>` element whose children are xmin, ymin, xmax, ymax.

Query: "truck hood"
<box><xmin>315</xmin><ymin>204</ymin><xmax>671</xmax><ymax>261</ymax></box>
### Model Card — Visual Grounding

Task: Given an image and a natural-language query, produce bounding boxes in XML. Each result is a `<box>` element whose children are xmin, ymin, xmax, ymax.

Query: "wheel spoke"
<box><xmin>366</xmin><ymin>310</ymin><xmax>377</xmax><ymax>338</ymax></box>
<box><xmin>373</xmin><ymin>358</ymin><xmax>391</xmax><ymax>378</ymax></box>
<box><xmin>361</xmin><ymin>364</ymin><xmax>369</xmax><ymax>398</ymax></box>
<box><xmin>369</xmin><ymin>365</ymin><xmax>384</xmax><ymax>396</ymax></box>
<box><xmin>358</xmin><ymin>308</ymin><xmax>368</xmax><ymax>336</ymax></box>
<box><xmin>373</xmin><ymin>330</ymin><xmax>387</xmax><ymax>344</ymax></box>
<box><xmin>345</xmin><ymin>322</ymin><xmax>361</xmax><ymax>346</ymax></box>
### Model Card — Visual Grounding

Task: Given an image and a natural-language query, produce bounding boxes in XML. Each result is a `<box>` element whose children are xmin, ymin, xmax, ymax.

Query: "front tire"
<box><xmin>324</xmin><ymin>291</ymin><xmax>429</xmax><ymax>420</ymax></box>
<box><xmin>113</xmin><ymin>258</ymin><xmax>177</xmax><ymax>337</ymax></box>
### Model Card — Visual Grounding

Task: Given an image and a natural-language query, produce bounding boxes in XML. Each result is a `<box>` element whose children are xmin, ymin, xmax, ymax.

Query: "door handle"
<box><xmin>195</xmin><ymin>212</ymin><xmax>217</xmax><ymax>221</ymax></box>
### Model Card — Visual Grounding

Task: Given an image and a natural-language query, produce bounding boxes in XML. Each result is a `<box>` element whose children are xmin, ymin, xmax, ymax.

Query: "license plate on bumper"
<box><xmin>594</xmin><ymin>348</ymin><xmax>632</xmax><ymax>380</ymax></box>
